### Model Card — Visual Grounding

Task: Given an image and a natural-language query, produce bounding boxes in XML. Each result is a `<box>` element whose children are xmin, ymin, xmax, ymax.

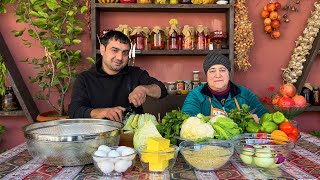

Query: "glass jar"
<box><xmin>120</xmin><ymin>0</ymin><xmax>137</xmax><ymax>3</ymax></box>
<box><xmin>192</xmin><ymin>81</ymin><xmax>200</xmax><ymax>89</ymax></box>
<box><xmin>135</xmin><ymin>32</ymin><xmax>147</xmax><ymax>50</ymax></box>
<box><xmin>176</xmin><ymin>80</ymin><xmax>185</xmax><ymax>94</ymax></box>
<box><xmin>137</xmin><ymin>0</ymin><xmax>152</xmax><ymax>3</ymax></box>
<box><xmin>153</xmin><ymin>0</ymin><xmax>168</xmax><ymax>3</ymax></box>
<box><xmin>193</xmin><ymin>70</ymin><xmax>200</xmax><ymax>82</ymax></box>
<box><xmin>195</xmin><ymin>31</ymin><xmax>207</xmax><ymax>50</ymax></box>
<box><xmin>300</xmin><ymin>83</ymin><xmax>313</xmax><ymax>104</ymax></box>
<box><xmin>167</xmin><ymin>82</ymin><xmax>177</xmax><ymax>95</ymax></box>
<box><xmin>184</xmin><ymin>80</ymin><xmax>192</xmax><ymax>91</ymax></box>
<box><xmin>150</xmin><ymin>29</ymin><xmax>166</xmax><ymax>50</ymax></box>
<box><xmin>2</xmin><ymin>86</ymin><xmax>19</xmax><ymax>111</ymax></box>
<box><xmin>312</xmin><ymin>86</ymin><xmax>320</xmax><ymax>106</ymax></box>
<box><xmin>169</xmin><ymin>30</ymin><xmax>179</xmax><ymax>50</ymax></box>
<box><xmin>170</xmin><ymin>0</ymin><xmax>178</xmax><ymax>4</ymax></box>
<box><xmin>179</xmin><ymin>0</ymin><xmax>191</xmax><ymax>3</ymax></box>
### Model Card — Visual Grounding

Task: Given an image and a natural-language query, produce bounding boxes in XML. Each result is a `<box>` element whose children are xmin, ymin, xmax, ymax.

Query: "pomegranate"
<box><xmin>274</xmin><ymin>2</ymin><xmax>281</xmax><ymax>10</ymax></box>
<box><xmin>261</xmin><ymin>10</ymin><xmax>270</xmax><ymax>18</ymax></box>
<box><xmin>269</xmin><ymin>11</ymin><xmax>279</xmax><ymax>20</ymax></box>
<box><xmin>264</xmin><ymin>18</ymin><xmax>272</xmax><ymax>26</ymax></box>
<box><xmin>272</xmin><ymin>94</ymin><xmax>282</xmax><ymax>105</ymax></box>
<box><xmin>292</xmin><ymin>95</ymin><xmax>307</xmax><ymax>107</ymax></box>
<box><xmin>267</xmin><ymin>3</ymin><xmax>276</xmax><ymax>12</ymax></box>
<box><xmin>265</xmin><ymin>26</ymin><xmax>273</xmax><ymax>33</ymax></box>
<box><xmin>271</xmin><ymin>30</ymin><xmax>281</xmax><ymax>39</ymax></box>
<box><xmin>278</xmin><ymin>97</ymin><xmax>295</xmax><ymax>110</ymax></box>
<box><xmin>279</xmin><ymin>83</ymin><xmax>296</xmax><ymax>97</ymax></box>
<box><xmin>271</xmin><ymin>20</ymin><xmax>280</xmax><ymax>29</ymax></box>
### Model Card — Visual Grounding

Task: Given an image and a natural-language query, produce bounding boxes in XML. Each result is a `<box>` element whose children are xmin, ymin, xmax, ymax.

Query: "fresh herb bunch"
<box><xmin>156</xmin><ymin>110</ymin><xmax>189</xmax><ymax>145</ymax></box>
<box><xmin>309</xmin><ymin>130</ymin><xmax>320</xmax><ymax>138</ymax></box>
<box><xmin>0</xmin><ymin>54</ymin><xmax>7</xmax><ymax>96</ymax></box>
<box><xmin>0</xmin><ymin>124</ymin><xmax>5</xmax><ymax>134</ymax></box>
<box><xmin>227</xmin><ymin>104</ymin><xmax>254</xmax><ymax>132</ymax></box>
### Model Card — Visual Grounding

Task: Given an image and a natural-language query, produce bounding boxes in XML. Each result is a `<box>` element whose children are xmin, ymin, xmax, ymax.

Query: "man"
<box><xmin>68</xmin><ymin>30</ymin><xmax>168</xmax><ymax>121</ymax></box>
<box><xmin>182</xmin><ymin>53</ymin><xmax>268</xmax><ymax>118</ymax></box>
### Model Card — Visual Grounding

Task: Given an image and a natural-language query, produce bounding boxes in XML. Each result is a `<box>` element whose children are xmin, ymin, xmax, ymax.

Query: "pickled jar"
<box><xmin>150</xmin><ymin>29</ymin><xmax>166</xmax><ymax>50</ymax></box>
<box><xmin>184</xmin><ymin>80</ymin><xmax>192</xmax><ymax>91</ymax></box>
<box><xmin>170</xmin><ymin>0</ymin><xmax>178</xmax><ymax>4</ymax></box>
<box><xmin>193</xmin><ymin>70</ymin><xmax>200</xmax><ymax>82</ymax></box>
<box><xmin>137</xmin><ymin>0</ymin><xmax>152</xmax><ymax>3</ymax></box>
<box><xmin>176</xmin><ymin>80</ymin><xmax>185</xmax><ymax>94</ymax></box>
<box><xmin>192</xmin><ymin>81</ymin><xmax>200</xmax><ymax>89</ymax></box>
<box><xmin>300</xmin><ymin>83</ymin><xmax>313</xmax><ymax>104</ymax></box>
<box><xmin>133</xmin><ymin>32</ymin><xmax>147</xmax><ymax>50</ymax></box>
<box><xmin>166</xmin><ymin>82</ymin><xmax>177</xmax><ymax>95</ymax></box>
<box><xmin>153</xmin><ymin>0</ymin><xmax>168</xmax><ymax>3</ymax></box>
<box><xmin>169</xmin><ymin>30</ymin><xmax>179</xmax><ymax>50</ymax></box>
<box><xmin>2</xmin><ymin>86</ymin><xmax>19</xmax><ymax>111</ymax></box>
<box><xmin>179</xmin><ymin>0</ymin><xmax>191</xmax><ymax>3</ymax></box>
<box><xmin>182</xmin><ymin>25</ymin><xmax>194</xmax><ymax>50</ymax></box>
<box><xmin>312</xmin><ymin>86</ymin><xmax>320</xmax><ymax>106</ymax></box>
<box><xmin>195</xmin><ymin>32</ymin><xmax>207</xmax><ymax>50</ymax></box>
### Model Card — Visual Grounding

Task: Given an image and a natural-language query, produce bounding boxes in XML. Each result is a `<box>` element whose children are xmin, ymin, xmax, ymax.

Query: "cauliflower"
<box><xmin>180</xmin><ymin>116</ymin><xmax>214</xmax><ymax>140</ymax></box>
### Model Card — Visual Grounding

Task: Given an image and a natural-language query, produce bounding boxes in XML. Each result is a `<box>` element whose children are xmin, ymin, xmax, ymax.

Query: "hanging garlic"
<box><xmin>282</xmin><ymin>1</ymin><xmax>320</xmax><ymax>83</ymax></box>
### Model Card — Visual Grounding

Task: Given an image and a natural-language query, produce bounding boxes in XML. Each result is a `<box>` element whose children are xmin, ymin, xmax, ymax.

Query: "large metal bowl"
<box><xmin>23</xmin><ymin>119</ymin><xmax>123</xmax><ymax>166</ymax></box>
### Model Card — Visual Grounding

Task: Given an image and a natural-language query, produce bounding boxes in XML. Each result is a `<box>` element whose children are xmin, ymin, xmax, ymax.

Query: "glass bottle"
<box><xmin>2</xmin><ymin>86</ymin><xmax>19</xmax><ymax>111</ymax></box>
<box><xmin>182</xmin><ymin>25</ymin><xmax>194</xmax><ymax>50</ymax></box>
<box><xmin>195</xmin><ymin>31</ymin><xmax>206</xmax><ymax>50</ymax></box>
<box><xmin>150</xmin><ymin>27</ymin><xmax>166</xmax><ymax>50</ymax></box>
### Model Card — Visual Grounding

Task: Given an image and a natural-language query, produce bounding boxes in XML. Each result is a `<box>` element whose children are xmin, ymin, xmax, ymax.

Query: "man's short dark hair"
<box><xmin>100</xmin><ymin>30</ymin><xmax>131</xmax><ymax>48</ymax></box>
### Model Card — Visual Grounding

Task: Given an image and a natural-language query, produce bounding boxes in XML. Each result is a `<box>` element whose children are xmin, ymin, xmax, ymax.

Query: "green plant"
<box><xmin>0</xmin><ymin>0</ymin><xmax>15</xmax><ymax>13</ymax></box>
<box><xmin>12</xmin><ymin>0</ymin><xmax>94</xmax><ymax>116</ymax></box>
<box><xmin>0</xmin><ymin>54</ymin><xmax>7</xmax><ymax>96</ymax></box>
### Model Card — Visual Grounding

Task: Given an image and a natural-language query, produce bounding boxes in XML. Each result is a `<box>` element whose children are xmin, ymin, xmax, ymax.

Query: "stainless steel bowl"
<box><xmin>23</xmin><ymin>119</ymin><xmax>123</xmax><ymax>166</ymax></box>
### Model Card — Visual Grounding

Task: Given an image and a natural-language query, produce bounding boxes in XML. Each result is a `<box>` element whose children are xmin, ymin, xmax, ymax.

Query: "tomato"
<box><xmin>257</xmin><ymin>132</ymin><xmax>267</xmax><ymax>139</ymax></box>
<box><xmin>288</xmin><ymin>134</ymin><xmax>297</xmax><ymax>143</ymax></box>
<box><xmin>291</xmin><ymin>127</ymin><xmax>299</xmax><ymax>137</ymax></box>
<box><xmin>279</xmin><ymin>122</ymin><xmax>294</xmax><ymax>135</ymax></box>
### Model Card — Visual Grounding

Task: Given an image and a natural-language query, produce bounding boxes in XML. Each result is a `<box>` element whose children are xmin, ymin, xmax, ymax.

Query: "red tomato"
<box><xmin>279</xmin><ymin>122</ymin><xmax>294</xmax><ymax>135</ymax></box>
<box><xmin>257</xmin><ymin>132</ymin><xmax>267</xmax><ymax>139</ymax></box>
<box><xmin>291</xmin><ymin>127</ymin><xmax>299</xmax><ymax>137</ymax></box>
<box><xmin>288</xmin><ymin>134</ymin><xmax>297</xmax><ymax>143</ymax></box>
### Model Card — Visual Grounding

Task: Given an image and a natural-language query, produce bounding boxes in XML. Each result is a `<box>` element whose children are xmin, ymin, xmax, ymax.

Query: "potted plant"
<box><xmin>11</xmin><ymin>0</ymin><xmax>94</xmax><ymax>120</ymax></box>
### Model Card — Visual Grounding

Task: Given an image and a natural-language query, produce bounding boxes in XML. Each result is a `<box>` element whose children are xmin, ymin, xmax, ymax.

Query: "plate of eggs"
<box><xmin>92</xmin><ymin>145</ymin><xmax>137</xmax><ymax>177</ymax></box>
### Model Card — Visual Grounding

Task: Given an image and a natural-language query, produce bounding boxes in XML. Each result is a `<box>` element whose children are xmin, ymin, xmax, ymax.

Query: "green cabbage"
<box><xmin>133</xmin><ymin>119</ymin><xmax>162</xmax><ymax>149</ymax></box>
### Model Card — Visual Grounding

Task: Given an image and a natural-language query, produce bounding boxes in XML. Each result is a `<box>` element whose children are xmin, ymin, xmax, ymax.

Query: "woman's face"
<box><xmin>206</xmin><ymin>64</ymin><xmax>230</xmax><ymax>92</ymax></box>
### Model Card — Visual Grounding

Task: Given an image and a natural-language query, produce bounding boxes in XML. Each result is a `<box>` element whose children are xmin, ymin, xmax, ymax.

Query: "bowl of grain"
<box><xmin>179</xmin><ymin>140</ymin><xmax>233</xmax><ymax>171</ymax></box>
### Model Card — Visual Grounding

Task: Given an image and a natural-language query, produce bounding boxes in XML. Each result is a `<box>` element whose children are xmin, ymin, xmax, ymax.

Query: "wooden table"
<box><xmin>0</xmin><ymin>132</ymin><xmax>319</xmax><ymax>179</ymax></box>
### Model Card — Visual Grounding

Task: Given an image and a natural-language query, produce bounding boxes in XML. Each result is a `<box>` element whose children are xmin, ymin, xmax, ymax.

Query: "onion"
<box><xmin>276</xmin><ymin>154</ymin><xmax>285</xmax><ymax>164</ymax></box>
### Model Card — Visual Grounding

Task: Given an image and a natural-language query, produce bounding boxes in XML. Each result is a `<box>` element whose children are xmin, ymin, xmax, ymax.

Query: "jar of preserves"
<box><xmin>150</xmin><ymin>26</ymin><xmax>166</xmax><ymax>50</ymax></box>
<box><xmin>179</xmin><ymin>0</ymin><xmax>191</xmax><ymax>3</ymax></box>
<box><xmin>195</xmin><ymin>25</ymin><xmax>209</xmax><ymax>50</ymax></box>
<box><xmin>130</xmin><ymin>27</ymin><xmax>149</xmax><ymax>50</ymax></box>
<box><xmin>182</xmin><ymin>25</ymin><xmax>194</xmax><ymax>50</ymax></box>
<box><xmin>153</xmin><ymin>0</ymin><xmax>168</xmax><ymax>3</ymax></box>
<box><xmin>137</xmin><ymin>0</ymin><xmax>152</xmax><ymax>3</ymax></box>
<box><xmin>176</xmin><ymin>80</ymin><xmax>185</xmax><ymax>94</ymax></box>
<box><xmin>120</xmin><ymin>0</ymin><xmax>137</xmax><ymax>3</ymax></box>
<box><xmin>2</xmin><ymin>86</ymin><xmax>19</xmax><ymax>111</ymax></box>
<box><xmin>166</xmin><ymin>82</ymin><xmax>177</xmax><ymax>95</ymax></box>
<box><xmin>193</xmin><ymin>70</ymin><xmax>200</xmax><ymax>82</ymax></box>
<box><xmin>115</xmin><ymin>25</ymin><xmax>132</xmax><ymax>38</ymax></box>
<box><xmin>168</xmin><ymin>19</ymin><xmax>180</xmax><ymax>50</ymax></box>
<box><xmin>170</xmin><ymin>0</ymin><xmax>178</xmax><ymax>4</ymax></box>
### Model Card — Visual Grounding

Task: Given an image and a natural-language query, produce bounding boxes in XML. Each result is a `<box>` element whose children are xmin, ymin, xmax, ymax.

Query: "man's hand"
<box><xmin>252</xmin><ymin>114</ymin><xmax>259</xmax><ymax>123</ymax></box>
<box><xmin>90</xmin><ymin>106</ymin><xmax>126</xmax><ymax>122</ymax></box>
<box><xmin>129</xmin><ymin>86</ymin><xmax>147</xmax><ymax>107</ymax></box>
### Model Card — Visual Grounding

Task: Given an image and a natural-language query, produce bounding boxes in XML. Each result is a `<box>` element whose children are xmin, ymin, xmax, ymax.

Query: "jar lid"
<box><xmin>193</xmin><ymin>71</ymin><xmax>199</xmax><ymax>73</ymax></box>
<box><xmin>176</xmin><ymin>80</ymin><xmax>184</xmax><ymax>83</ymax></box>
<box><xmin>184</xmin><ymin>80</ymin><xmax>191</xmax><ymax>83</ymax></box>
<box><xmin>167</xmin><ymin>82</ymin><xmax>176</xmax><ymax>84</ymax></box>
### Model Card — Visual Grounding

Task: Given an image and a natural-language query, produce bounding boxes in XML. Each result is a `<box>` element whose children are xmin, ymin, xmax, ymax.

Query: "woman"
<box><xmin>182</xmin><ymin>53</ymin><xmax>268</xmax><ymax>118</ymax></box>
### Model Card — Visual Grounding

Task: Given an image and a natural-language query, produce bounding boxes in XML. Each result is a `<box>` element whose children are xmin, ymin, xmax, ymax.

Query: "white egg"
<box><xmin>116</xmin><ymin>146</ymin><xmax>127</xmax><ymax>154</ymax></box>
<box><xmin>98</xmin><ymin>161</ymin><xmax>114</xmax><ymax>174</ymax></box>
<box><xmin>94</xmin><ymin>150</ymin><xmax>108</xmax><ymax>157</ymax></box>
<box><xmin>108</xmin><ymin>150</ymin><xmax>120</xmax><ymax>158</ymax></box>
<box><xmin>98</xmin><ymin>145</ymin><xmax>111</xmax><ymax>153</ymax></box>
<box><xmin>121</xmin><ymin>147</ymin><xmax>135</xmax><ymax>157</ymax></box>
<box><xmin>114</xmin><ymin>160</ymin><xmax>131</xmax><ymax>172</ymax></box>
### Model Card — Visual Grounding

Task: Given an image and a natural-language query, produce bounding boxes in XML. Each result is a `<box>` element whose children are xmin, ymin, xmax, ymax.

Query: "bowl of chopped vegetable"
<box><xmin>233</xmin><ymin>133</ymin><xmax>294</xmax><ymax>169</ymax></box>
<box><xmin>179</xmin><ymin>140</ymin><xmax>234</xmax><ymax>171</ymax></box>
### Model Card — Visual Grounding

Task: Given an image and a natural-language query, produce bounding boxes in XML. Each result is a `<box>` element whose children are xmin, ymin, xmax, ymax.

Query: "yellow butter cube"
<box><xmin>147</xmin><ymin>137</ymin><xmax>170</xmax><ymax>151</ymax></box>
<box><xmin>141</xmin><ymin>152</ymin><xmax>162</xmax><ymax>163</ymax></box>
<box><xmin>149</xmin><ymin>160</ymin><xmax>169</xmax><ymax>172</ymax></box>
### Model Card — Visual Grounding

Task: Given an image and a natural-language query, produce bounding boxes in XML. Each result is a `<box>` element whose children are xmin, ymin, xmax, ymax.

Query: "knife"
<box><xmin>132</xmin><ymin>43</ymin><xmax>136</xmax><ymax>66</ymax></box>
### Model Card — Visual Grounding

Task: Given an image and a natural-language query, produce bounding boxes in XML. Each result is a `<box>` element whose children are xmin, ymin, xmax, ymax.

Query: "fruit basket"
<box><xmin>234</xmin><ymin>133</ymin><xmax>295</xmax><ymax>169</ymax></box>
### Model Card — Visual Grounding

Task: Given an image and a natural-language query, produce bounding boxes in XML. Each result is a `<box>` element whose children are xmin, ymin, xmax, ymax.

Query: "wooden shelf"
<box><xmin>95</xmin><ymin>3</ymin><xmax>232</xmax><ymax>13</ymax></box>
<box><xmin>96</xmin><ymin>49</ymin><xmax>230</xmax><ymax>56</ymax></box>
<box><xmin>305</xmin><ymin>106</ymin><xmax>320</xmax><ymax>112</ymax></box>
<box><xmin>0</xmin><ymin>110</ymin><xmax>25</xmax><ymax>116</ymax></box>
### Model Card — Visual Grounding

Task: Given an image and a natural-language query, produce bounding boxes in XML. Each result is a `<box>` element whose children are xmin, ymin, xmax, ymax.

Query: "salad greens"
<box><xmin>156</xmin><ymin>110</ymin><xmax>189</xmax><ymax>145</ymax></box>
<box><xmin>227</xmin><ymin>104</ymin><xmax>254</xmax><ymax>132</ymax></box>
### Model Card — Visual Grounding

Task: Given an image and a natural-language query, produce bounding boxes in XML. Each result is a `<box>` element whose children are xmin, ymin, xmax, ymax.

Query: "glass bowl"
<box><xmin>92</xmin><ymin>146</ymin><xmax>137</xmax><ymax>177</ymax></box>
<box><xmin>137</xmin><ymin>145</ymin><xmax>179</xmax><ymax>173</ymax></box>
<box><xmin>234</xmin><ymin>133</ymin><xmax>295</xmax><ymax>169</ymax></box>
<box><xmin>179</xmin><ymin>140</ymin><xmax>234</xmax><ymax>171</ymax></box>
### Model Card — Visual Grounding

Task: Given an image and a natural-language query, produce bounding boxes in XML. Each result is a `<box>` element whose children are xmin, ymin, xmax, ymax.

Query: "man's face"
<box><xmin>206</xmin><ymin>64</ymin><xmax>230</xmax><ymax>92</ymax></box>
<box><xmin>100</xmin><ymin>39</ymin><xmax>130</xmax><ymax>75</ymax></box>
